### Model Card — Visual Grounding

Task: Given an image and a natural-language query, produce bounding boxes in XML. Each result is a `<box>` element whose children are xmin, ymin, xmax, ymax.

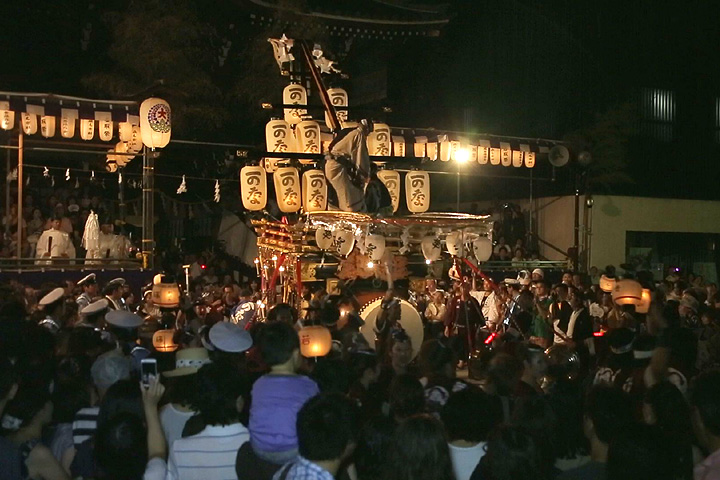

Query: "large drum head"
<box><xmin>359</xmin><ymin>297</ymin><xmax>424</xmax><ymax>359</ymax></box>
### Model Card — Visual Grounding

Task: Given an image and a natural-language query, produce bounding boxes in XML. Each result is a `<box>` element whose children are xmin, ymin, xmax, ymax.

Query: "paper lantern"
<box><xmin>500</xmin><ymin>142</ymin><xmax>512</xmax><ymax>167</ymax></box>
<box><xmin>426</xmin><ymin>142</ymin><xmax>438</xmax><ymax>161</ymax></box>
<box><xmin>21</xmin><ymin>113</ymin><xmax>37</xmax><ymax>135</ymax></box>
<box><xmin>152</xmin><ymin>282</ymin><xmax>181</xmax><ymax>308</ymax></box>
<box><xmin>40</xmin><ymin>116</ymin><xmax>55</xmax><ymax>138</ymax></box>
<box><xmin>512</xmin><ymin>150</ymin><xmax>523</xmax><ymax>168</ymax></box>
<box><xmin>265</xmin><ymin>118</ymin><xmax>293</xmax><ymax>154</ymax></box>
<box><xmin>472</xmin><ymin>236</ymin><xmax>492</xmax><ymax>262</ymax></box>
<box><xmin>325</xmin><ymin>87</ymin><xmax>348</xmax><ymax>129</ymax></box>
<box><xmin>0</xmin><ymin>102</ymin><xmax>14</xmax><ymax>130</ymax></box>
<box><xmin>421</xmin><ymin>236</ymin><xmax>442</xmax><ymax>262</ymax></box>
<box><xmin>80</xmin><ymin>119</ymin><xmax>95</xmax><ymax>141</ymax></box>
<box><xmin>599</xmin><ymin>275</ymin><xmax>616</xmax><ymax>293</ymax></box>
<box><xmin>365</xmin><ymin>234</ymin><xmax>386</xmax><ymax>261</ymax></box>
<box><xmin>126</xmin><ymin>126</ymin><xmax>143</xmax><ymax>153</ymax></box>
<box><xmin>139</xmin><ymin>97</ymin><xmax>171</xmax><ymax>149</ymax></box>
<box><xmin>489</xmin><ymin>147</ymin><xmax>501</xmax><ymax>166</ymax></box>
<box><xmin>414</xmin><ymin>136</ymin><xmax>427</xmax><ymax>158</ymax></box>
<box><xmin>283</xmin><ymin>83</ymin><xmax>307</xmax><ymax>125</ymax></box>
<box><xmin>636</xmin><ymin>289</ymin><xmax>651</xmax><ymax>314</ymax></box>
<box><xmin>525</xmin><ymin>152</ymin><xmax>536</xmax><ymax>168</ymax></box>
<box><xmin>438</xmin><ymin>136</ymin><xmax>451</xmax><ymax>162</ymax></box>
<box><xmin>240</xmin><ymin>165</ymin><xmax>267</xmax><ymax>211</ymax></box>
<box><xmin>105</xmin><ymin>159</ymin><xmax>118</xmax><ymax>173</ymax></box>
<box><xmin>60</xmin><ymin>109</ymin><xmax>78</xmax><ymax>138</ymax></box>
<box><xmin>392</xmin><ymin>135</ymin><xmax>406</xmax><ymax>157</ymax></box>
<box><xmin>445</xmin><ymin>231</ymin><xmax>464</xmax><ymax>256</ymax></box>
<box><xmin>377</xmin><ymin>169</ymin><xmax>400</xmax><ymax>213</ymax></box>
<box><xmin>114</xmin><ymin>142</ymin><xmax>135</xmax><ymax>167</ymax></box>
<box><xmin>152</xmin><ymin>329</ymin><xmax>179</xmax><ymax>353</ymax></box>
<box><xmin>449</xmin><ymin>140</ymin><xmax>462</xmax><ymax>162</ymax></box>
<box><xmin>274</xmin><ymin>166</ymin><xmax>301</xmax><ymax>213</ymax></box>
<box><xmin>332</xmin><ymin>229</ymin><xmax>356</xmax><ymax>256</ymax></box>
<box><xmin>478</xmin><ymin>140</ymin><xmax>490</xmax><ymax>164</ymax></box>
<box><xmin>321</xmin><ymin>132</ymin><xmax>333</xmax><ymax>153</ymax></box>
<box><xmin>405</xmin><ymin>170</ymin><xmax>430</xmax><ymax>213</ymax></box>
<box><xmin>299</xmin><ymin>325</ymin><xmax>332</xmax><ymax>357</ymax></box>
<box><xmin>95</xmin><ymin>112</ymin><xmax>113</xmax><ymax>142</ymax></box>
<box><xmin>302</xmin><ymin>169</ymin><xmax>328</xmax><ymax>212</ymax></box>
<box><xmin>611</xmin><ymin>279</ymin><xmax>643</xmax><ymax>306</ymax></box>
<box><xmin>367</xmin><ymin>123</ymin><xmax>391</xmax><ymax>156</ymax></box>
<box><xmin>263</xmin><ymin>158</ymin><xmax>280</xmax><ymax>173</ymax></box>
<box><xmin>119</xmin><ymin>122</ymin><xmax>133</xmax><ymax>142</ymax></box>
<box><xmin>315</xmin><ymin>226</ymin><xmax>334</xmax><ymax>250</ymax></box>
<box><xmin>296</xmin><ymin>120</ymin><xmax>321</xmax><ymax>154</ymax></box>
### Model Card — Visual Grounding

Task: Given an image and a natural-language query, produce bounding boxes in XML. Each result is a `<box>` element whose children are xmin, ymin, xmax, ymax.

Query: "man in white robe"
<box><xmin>36</xmin><ymin>217</ymin><xmax>76</xmax><ymax>264</ymax></box>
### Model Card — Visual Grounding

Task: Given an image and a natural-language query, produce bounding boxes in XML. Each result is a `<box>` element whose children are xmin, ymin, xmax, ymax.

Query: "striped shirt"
<box><xmin>167</xmin><ymin>423</ymin><xmax>249</xmax><ymax>480</ymax></box>
<box><xmin>72</xmin><ymin>406</ymin><xmax>100</xmax><ymax>446</ymax></box>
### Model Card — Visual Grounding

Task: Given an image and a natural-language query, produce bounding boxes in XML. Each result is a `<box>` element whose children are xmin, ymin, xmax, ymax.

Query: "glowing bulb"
<box><xmin>272</xmin><ymin>255</ymin><xmax>278</xmax><ymax>262</ymax></box>
<box><xmin>278</xmin><ymin>265</ymin><xmax>286</xmax><ymax>272</ymax></box>
<box><xmin>340</xmin><ymin>309</ymin><xmax>348</xmax><ymax>316</ymax></box>
<box><xmin>256</xmin><ymin>300</ymin><xmax>265</xmax><ymax>308</ymax></box>
<box><xmin>254</xmin><ymin>258</ymin><xmax>259</xmax><ymax>264</ymax></box>
<box><xmin>367</xmin><ymin>261</ymin><xmax>374</xmax><ymax>268</ymax></box>
<box><xmin>454</xmin><ymin>148</ymin><xmax>470</xmax><ymax>163</ymax></box>
<box><xmin>425</xmin><ymin>259</ymin><xmax>432</xmax><ymax>265</ymax></box>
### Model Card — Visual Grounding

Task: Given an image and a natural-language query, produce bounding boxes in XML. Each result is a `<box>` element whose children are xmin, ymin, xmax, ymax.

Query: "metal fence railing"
<box><xmin>0</xmin><ymin>258</ymin><xmax>145</xmax><ymax>273</ymax></box>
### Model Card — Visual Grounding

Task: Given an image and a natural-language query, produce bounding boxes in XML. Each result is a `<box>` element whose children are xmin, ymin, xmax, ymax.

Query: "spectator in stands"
<box><xmin>442</xmin><ymin>387</ymin><xmax>500</xmax><ymax>480</ymax></box>
<box><xmin>167</xmin><ymin>362</ymin><xmax>250</xmax><ymax>480</ymax></box>
<box><xmin>690</xmin><ymin>370</ymin><xmax>720</xmax><ymax>480</ymax></box>
<box><xmin>250</xmin><ymin>322</ymin><xmax>319</xmax><ymax>465</ymax></box>
<box><xmin>385</xmin><ymin>414</ymin><xmax>455</xmax><ymax>480</ymax></box>
<box><xmin>272</xmin><ymin>393</ymin><xmax>357</xmax><ymax>480</ymax></box>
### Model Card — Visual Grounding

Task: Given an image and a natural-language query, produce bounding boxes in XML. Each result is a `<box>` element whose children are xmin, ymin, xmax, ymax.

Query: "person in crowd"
<box><xmin>167</xmin><ymin>362</ymin><xmax>250</xmax><ymax>480</ymax></box>
<box><xmin>690</xmin><ymin>370</ymin><xmax>720</xmax><ymax>480</ymax></box>
<box><xmin>442</xmin><ymin>387</ymin><xmax>500</xmax><ymax>480</ymax></box>
<box><xmin>160</xmin><ymin>348</ymin><xmax>209</xmax><ymax>447</ymax></box>
<box><xmin>103</xmin><ymin>278</ymin><xmax>128</xmax><ymax>311</ymax></box>
<box><xmin>272</xmin><ymin>393</ymin><xmax>357</xmax><ymax>480</ymax></box>
<box><xmin>384</xmin><ymin>414</ymin><xmax>455</xmax><ymax>480</ymax></box>
<box><xmin>75</xmin><ymin>274</ymin><xmax>98</xmax><ymax>312</ymax></box>
<box><xmin>529</xmin><ymin>280</ymin><xmax>553</xmax><ymax>348</ymax></box>
<box><xmin>36</xmin><ymin>215</ymin><xmax>75</xmax><ymax>264</ymax></box>
<box><xmin>231</xmin><ymin>288</ymin><xmax>256</xmax><ymax>328</ymax></box>
<box><xmin>495</xmin><ymin>246</ymin><xmax>510</xmax><ymax>262</ymax></box>
<box><xmin>1</xmin><ymin>383</ymin><xmax>69</xmax><ymax>480</ymax></box>
<box><xmin>371</xmin><ymin>329</ymin><xmax>416</xmax><ymax>412</ymax></box>
<box><xmin>606</xmin><ymin>423</ymin><xmax>672</xmax><ymax>480</ymax></box>
<box><xmin>515</xmin><ymin>343</ymin><xmax>547</xmax><ymax>395</ymax></box>
<box><xmin>444</xmin><ymin>280</ymin><xmax>483</xmax><ymax>368</ymax></box>
<box><xmin>425</xmin><ymin>291</ymin><xmax>447</xmax><ymax>339</ymax></box>
<box><xmin>346</xmin><ymin>349</ymin><xmax>380</xmax><ymax>414</ymax></box>
<box><xmin>471</xmin><ymin>425</ymin><xmax>547</xmax><ymax>480</ymax></box>
<box><xmin>250</xmin><ymin>321</ymin><xmax>319</xmax><ymax>465</ymax></box>
<box><xmin>551</xmin><ymin>284</ymin><xmax>573</xmax><ymax>345</ymax></box>
<box><xmin>388</xmin><ymin>374</ymin><xmax>425</xmax><ymax>423</ymax></box>
<box><xmin>353</xmin><ymin>415</ymin><xmax>394</xmax><ymax>480</ymax></box>
<box><xmin>37</xmin><ymin>288</ymin><xmax>66</xmax><ymax>334</ymax></box>
<box><xmin>418</xmin><ymin>339</ymin><xmax>466</xmax><ymax>415</ymax></box>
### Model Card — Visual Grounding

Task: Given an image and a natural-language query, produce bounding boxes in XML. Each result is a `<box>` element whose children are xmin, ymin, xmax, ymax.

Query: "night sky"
<box><xmin>2</xmin><ymin>0</ymin><xmax>720</xmax><ymax>202</ymax></box>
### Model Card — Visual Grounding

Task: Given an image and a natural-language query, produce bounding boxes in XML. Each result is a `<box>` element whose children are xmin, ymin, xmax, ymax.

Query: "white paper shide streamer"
<box><xmin>82</xmin><ymin>211</ymin><xmax>100</xmax><ymax>255</ymax></box>
<box><xmin>214</xmin><ymin>180</ymin><xmax>221</xmax><ymax>203</ymax></box>
<box><xmin>177</xmin><ymin>175</ymin><xmax>187</xmax><ymax>194</ymax></box>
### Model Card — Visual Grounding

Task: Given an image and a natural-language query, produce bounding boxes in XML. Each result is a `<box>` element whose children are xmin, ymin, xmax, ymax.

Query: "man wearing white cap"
<box><xmin>37</xmin><ymin>287</ymin><xmax>66</xmax><ymax>333</ymax></box>
<box><xmin>35</xmin><ymin>215</ymin><xmax>76</xmax><ymax>265</ymax></box>
<box><xmin>531</xmin><ymin>269</ymin><xmax>544</xmax><ymax>282</ymax></box>
<box><xmin>79</xmin><ymin>298</ymin><xmax>110</xmax><ymax>329</ymax></box>
<box><xmin>76</xmin><ymin>273</ymin><xmax>98</xmax><ymax>312</ymax></box>
<box><xmin>105</xmin><ymin>310</ymin><xmax>149</xmax><ymax>369</ymax></box>
<box><xmin>104</xmin><ymin>278</ymin><xmax>128</xmax><ymax>311</ymax></box>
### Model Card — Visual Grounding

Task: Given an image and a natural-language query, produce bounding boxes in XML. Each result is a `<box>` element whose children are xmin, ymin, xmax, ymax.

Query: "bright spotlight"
<box><xmin>367</xmin><ymin>261</ymin><xmax>374</xmax><ymax>268</ymax></box>
<box><xmin>455</xmin><ymin>148</ymin><xmax>470</xmax><ymax>163</ymax></box>
<box><xmin>425</xmin><ymin>259</ymin><xmax>432</xmax><ymax>265</ymax></box>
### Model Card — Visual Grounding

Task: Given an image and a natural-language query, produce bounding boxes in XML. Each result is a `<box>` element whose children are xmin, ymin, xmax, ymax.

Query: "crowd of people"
<box><xmin>1</xmin><ymin>263</ymin><xmax>720</xmax><ymax>480</ymax></box>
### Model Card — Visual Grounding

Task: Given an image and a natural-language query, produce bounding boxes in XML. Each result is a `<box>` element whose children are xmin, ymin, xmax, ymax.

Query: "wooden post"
<box><xmin>16</xmin><ymin>132</ymin><xmax>23</xmax><ymax>260</ymax></box>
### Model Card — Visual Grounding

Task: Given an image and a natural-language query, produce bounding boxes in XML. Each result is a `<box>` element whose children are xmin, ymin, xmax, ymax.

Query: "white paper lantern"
<box><xmin>265</xmin><ymin>118</ymin><xmax>293</xmax><ymax>153</ymax></box>
<box><xmin>421</xmin><ymin>236</ymin><xmax>442</xmax><ymax>262</ymax></box>
<box><xmin>296</xmin><ymin>120</ymin><xmax>321</xmax><ymax>154</ymax></box>
<box><xmin>21</xmin><ymin>113</ymin><xmax>37</xmax><ymax>135</ymax></box>
<box><xmin>426</xmin><ymin>142</ymin><xmax>438</xmax><ymax>161</ymax></box>
<box><xmin>478</xmin><ymin>140</ymin><xmax>490</xmax><ymax>164</ymax></box>
<box><xmin>80</xmin><ymin>119</ymin><xmax>95</xmax><ymax>141</ymax></box>
<box><xmin>40</xmin><ymin>116</ymin><xmax>55</xmax><ymax>138</ymax></box>
<box><xmin>106</xmin><ymin>160</ymin><xmax>118</xmax><ymax>173</ymax></box>
<box><xmin>500</xmin><ymin>142</ymin><xmax>512</xmax><ymax>167</ymax></box>
<box><xmin>273</xmin><ymin>166</ymin><xmax>301</xmax><ymax>213</ymax></box>
<box><xmin>367</xmin><ymin>123</ymin><xmax>391</xmax><ymax>157</ymax></box>
<box><xmin>438</xmin><ymin>136</ymin><xmax>451</xmax><ymax>162</ymax></box>
<box><xmin>445</xmin><ymin>231</ymin><xmax>464</xmax><ymax>257</ymax></box>
<box><xmin>126</xmin><ymin>126</ymin><xmax>143</xmax><ymax>153</ymax></box>
<box><xmin>325</xmin><ymin>87</ymin><xmax>348</xmax><ymax>129</ymax></box>
<box><xmin>599</xmin><ymin>275</ymin><xmax>616</xmax><ymax>293</ymax></box>
<box><xmin>263</xmin><ymin>158</ymin><xmax>280</xmax><ymax>173</ymax></box>
<box><xmin>240</xmin><ymin>165</ymin><xmax>267</xmax><ymax>211</ymax></box>
<box><xmin>414</xmin><ymin>136</ymin><xmax>427</xmax><ymax>158</ymax></box>
<box><xmin>95</xmin><ymin>112</ymin><xmax>113</xmax><ymax>142</ymax></box>
<box><xmin>0</xmin><ymin>102</ymin><xmax>15</xmax><ymax>130</ymax></box>
<box><xmin>364</xmin><ymin>234</ymin><xmax>385</xmax><ymax>261</ymax></box>
<box><xmin>376</xmin><ymin>169</ymin><xmax>400</xmax><ymax>213</ymax></box>
<box><xmin>392</xmin><ymin>135</ymin><xmax>406</xmax><ymax>157</ymax></box>
<box><xmin>405</xmin><ymin>170</ymin><xmax>430</xmax><ymax>213</ymax></box>
<box><xmin>525</xmin><ymin>151</ymin><xmax>536</xmax><ymax>168</ymax></box>
<box><xmin>512</xmin><ymin>150</ymin><xmax>523</xmax><ymax>168</ymax></box>
<box><xmin>489</xmin><ymin>147</ymin><xmax>501</xmax><ymax>165</ymax></box>
<box><xmin>139</xmin><ymin>97</ymin><xmax>172</xmax><ymax>149</ymax></box>
<box><xmin>119</xmin><ymin>122</ymin><xmax>133</xmax><ymax>142</ymax></box>
<box><xmin>283</xmin><ymin>83</ymin><xmax>307</xmax><ymax>125</ymax></box>
<box><xmin>449</xmin><ymin>140</ymin><xmax>462</xmax><ymax>162</ymax></box>
<box><xmin>114</xmin><ymin>142</ymin><xmax>134</xmax><ymax>167</ymax></box>
<box><xmin>315</xmin><ymin>226</ymin><xmax>334</xmax><ymax>250</ymax></box>
<box><xmin>60</xmin><ymin>109</ymin><xmax>78</xmax><ymax>138</ymax></box>
<box><xmin>332</xmin><ymin>229</ymin><xmax>356</xmax><ymax>256</ymax></box>
<box><xmin>302</xmin><ymin>169</ymin><xmax>328</xmax><ymax>212</ymax></box>
<box><xmin>473</xmin><ymin>236</ymin><xmax>492</xmax><ymax>262</ymax></box>
<box><xmin>612</xmin><ymin>279</ymin><xmax>643</xmax><ymax>306</ymax></box>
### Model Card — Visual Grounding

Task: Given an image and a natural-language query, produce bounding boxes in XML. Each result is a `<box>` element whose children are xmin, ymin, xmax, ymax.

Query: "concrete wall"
<box><xmin>589</xmin><ymin>195</ymin><xmax>720</xmax><ymax>269</ymax></box>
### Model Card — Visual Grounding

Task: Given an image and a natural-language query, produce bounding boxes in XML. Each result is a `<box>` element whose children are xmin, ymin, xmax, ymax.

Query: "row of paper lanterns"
<box><xmin>0</xmin><ymin>98</ymin><xmax>171</xmax><ymax>151</ymax></box>
<box><xmin>273</xmin><ymin>83</ymin><xmax>536</xmax><ymax>167</ymax></box>
<box><xmin>314</xmin><ymin>226</ymin><xmax>493</xmax><ymax>263</ymax></box>
<box><xmin>240</xmin><ymin>165</ymin><xmax>431</xmax><ymax>214</ymax></box>
<box><xmin>600</xmin><ymin>275</ymin><xmax>651</xmax><ymax>314</ymax></box>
